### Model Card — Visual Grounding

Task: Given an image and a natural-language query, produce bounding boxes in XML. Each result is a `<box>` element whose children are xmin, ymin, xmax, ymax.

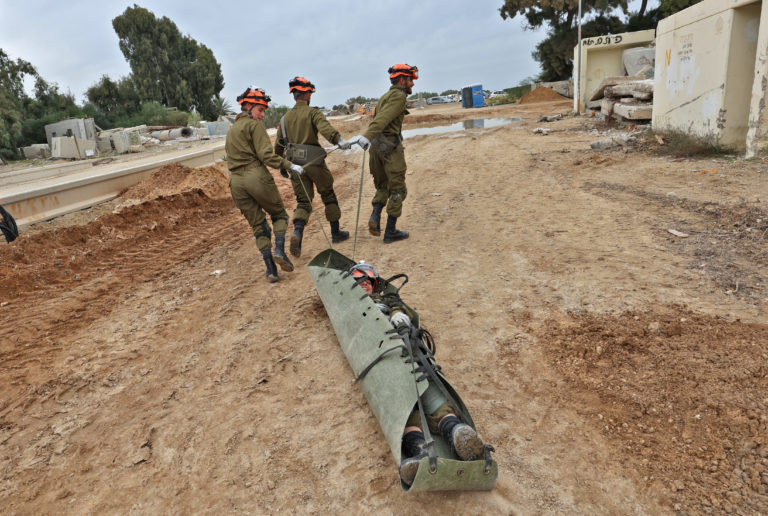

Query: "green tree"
<box><xmin>21</xmin><ymin>77</ymin><xmax>83</xmax><ymax>145</ymax></box>
<box><xmin>211</xmin><ymin>95</ymin><xmax>234</xmax><ymax>118</ymax></box>
<box><xmin>0</xmin><ymin>48</ymin><xmax>36</xmax><ymax>159</ymax></box>
<box><xmin>112</xmin><ymin>5</ymin><xmax>224</xmax><ymax>120</ymax></box>
<box><xmin>262</xmin><ymin>105</ymin><xmax>289</xmax><ymax>131</ymax></box>
<box><xmin>440</xmin><ymin>89</ymin><xmax>459</xmax><ymax>95</ymax></box>
<box><xmin>345</xmin><ymin>96</ymin><xmax>378</xmax><ymax>105</ymax></box>
<box><xmin>85</xmin><ymin>74</ymin><xmax>141</xmax><ymax>128</ymax></box>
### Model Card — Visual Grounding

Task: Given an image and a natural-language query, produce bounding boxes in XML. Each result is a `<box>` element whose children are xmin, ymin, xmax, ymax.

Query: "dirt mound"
<box><xmin>535</xmin><ymin>307</ymin><xmax>768</xmax><ymax>514</ymax></box>
<box><xmin>121</xmin><ymin>162</ymin><xmax>231</xmax><ymax>202</ymax></box>
<box><xmin>0</xmin><ymin>191</ymin><xmax>234</xmax><ymax>304</ymax></box>
<box><xmin>518</xmin><ymin>86</ymin><xmax>568</xmax><ymax>104</ymax></box>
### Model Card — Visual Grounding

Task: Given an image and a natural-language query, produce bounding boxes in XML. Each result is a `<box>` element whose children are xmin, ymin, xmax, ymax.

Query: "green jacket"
<box><xmin>274</xmin><ymin>102</ymin><xmax>340</xmax><ymax>156</ymax></box>
<box><xmin>225</xmin><ymin>112</ymin><xmax>292</xmax><ymax>171</ymax></box>
<box><xmin>363</xmin><ymin>85</ymin><xmax>409</xmax><ymax>141</ymax></box>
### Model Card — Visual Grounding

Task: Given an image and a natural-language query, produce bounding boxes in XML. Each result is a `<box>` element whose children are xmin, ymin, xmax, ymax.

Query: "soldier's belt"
<box><xmin>285</xmin><ymin>143</ymin><xmax>327</xmax><ymax>166</ymax></box>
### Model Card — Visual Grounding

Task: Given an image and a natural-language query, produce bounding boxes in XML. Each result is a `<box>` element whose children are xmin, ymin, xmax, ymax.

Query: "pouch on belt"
<box><xmin>371</xmin><ymin>134</ymin><xmax>401</xmax><ymax>158</ymax></box>
<box><xmin>285</xmin><ymin>143</ymin><xmax>327</xmax><ymax>166</ymax></box>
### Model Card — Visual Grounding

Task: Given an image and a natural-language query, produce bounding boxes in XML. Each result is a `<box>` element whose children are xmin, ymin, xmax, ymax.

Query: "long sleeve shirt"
<box><xmin>363</xmin><ymin>85</ymin><xmax>409</xmax><ymax>141</ymax></box>
<box><xmin>225</xmin><ymin>112</ymin><xmax>292</xmax><ymax>171</ymax></box>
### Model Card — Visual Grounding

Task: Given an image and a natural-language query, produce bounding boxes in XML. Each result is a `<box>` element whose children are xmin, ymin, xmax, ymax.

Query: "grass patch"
<box><xmin>650</xmin><ymin>129</ymin><xmax>736</xmax><ymax>158</ymax></box>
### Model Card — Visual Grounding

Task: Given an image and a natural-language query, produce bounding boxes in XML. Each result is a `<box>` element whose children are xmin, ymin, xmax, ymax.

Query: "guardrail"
<box><xmin>0</xmin><ymin>141</ymin><xmax>226</xmax><ymax>228</ymax></box>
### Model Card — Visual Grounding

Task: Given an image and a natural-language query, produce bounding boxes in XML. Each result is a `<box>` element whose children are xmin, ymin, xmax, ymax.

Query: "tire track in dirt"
<box><xmin>0</xmin><ymin>179</ymin><xmax>248</xmax><ymax>415</ymax></box>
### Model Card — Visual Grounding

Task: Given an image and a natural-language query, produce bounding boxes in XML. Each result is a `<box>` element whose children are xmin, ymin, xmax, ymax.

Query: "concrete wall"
<box><xmin>44</xmin><ymin>118</ymin><xmax>96</xmax><ymax>147</ymax></box>
<box><xmin>653</xmin><ymin>0</ymin><xmax>764</xmax><ymax>149</ymax></box>
<box><xmin>573</xmin><ymin>29</ymin><xmax>656</xmax><ymax>113</ymax></box>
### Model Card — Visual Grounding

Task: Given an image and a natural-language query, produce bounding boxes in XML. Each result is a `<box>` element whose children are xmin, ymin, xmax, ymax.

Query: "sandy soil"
<box><xmin>1</xmin><ymin>100</ymin><xmax>767</xmax><ymax>515</ymax></box>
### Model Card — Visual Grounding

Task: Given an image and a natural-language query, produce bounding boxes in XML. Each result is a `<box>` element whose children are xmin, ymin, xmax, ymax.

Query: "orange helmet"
<box><xmin>289</xmin><ymin>76</ymin><xmax>316</xmax><ymax>93</ymax></box>
<box><xmin>350</xmin><ymin>262</ymin><xmax>379</xmax><ymax>289</ymax></box>
<box><xmin>237</xmin><ymin>86</ymin><xmax>270</xmax><ymax>107</ymax></box>
<box><xmin>388</xmin><ymin>64</ymin><xmax>418</xmax><ymax>81</ymax></box>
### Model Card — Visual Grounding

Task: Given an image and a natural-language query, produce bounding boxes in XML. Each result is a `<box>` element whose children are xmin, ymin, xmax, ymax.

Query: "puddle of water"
<box><xmin>401</xmin><ymin>118</ymin><xmax>522</xmax><ymax>139</ymax></box>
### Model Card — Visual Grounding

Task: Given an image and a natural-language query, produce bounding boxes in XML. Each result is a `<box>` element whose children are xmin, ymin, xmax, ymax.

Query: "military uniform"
<box><xmin>225</xmin><ymin>112</ymin><xmax>294</xmax><ymax>251</ymax></box>
<box><xmin>275</xmin><ymin>103</ymin><xmax>344</xmax><ymax>224</ymax></box>
<box><xmin>363</xmin><ymin>85</ymin><xmax>409</xmax><ymax>218</ymax></box>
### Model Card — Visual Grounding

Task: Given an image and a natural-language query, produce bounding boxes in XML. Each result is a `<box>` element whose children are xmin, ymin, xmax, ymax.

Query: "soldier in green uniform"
<box><xmin>274</xmin><ymin>77</ymin><xmax>353</xmax><ymax>257</ymax></box>
<box><xmin>349</xmin><ymin>262</ymin><xmax>487</xmax><ymax>487</ymax></box>
<box><xmin>352</xmin><ymin>64</ymin><xmax>418</xmax><ymax>243</ymax></box>
<box><xmin>225</xmin><ymin>86</ymin><xmax>305</xmax><ymax>283</ymax></box>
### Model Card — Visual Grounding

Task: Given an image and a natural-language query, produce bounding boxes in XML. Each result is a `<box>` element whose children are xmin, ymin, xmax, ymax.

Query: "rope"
<box><xmin>292</xmin><ymin>147</ymin><xmax>339</xmax><ymax>250</ymax></box>
<box><xmin>352</xmin><ymin>150</ymin><xmax>367</xmax><ymax>261</ymax></box>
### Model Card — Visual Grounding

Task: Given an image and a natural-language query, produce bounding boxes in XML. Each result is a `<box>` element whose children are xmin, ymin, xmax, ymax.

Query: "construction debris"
<box><xmin>590</xmin><ymin>76</ymin><xmax>654</xmax><ymax>123</ymax></box>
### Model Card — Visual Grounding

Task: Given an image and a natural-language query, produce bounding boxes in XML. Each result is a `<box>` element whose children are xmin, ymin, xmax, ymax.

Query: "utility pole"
<box><xmin>576</xmin><ymin>0</ymin><xmax>583</xmax><ymax>115</ymax></box>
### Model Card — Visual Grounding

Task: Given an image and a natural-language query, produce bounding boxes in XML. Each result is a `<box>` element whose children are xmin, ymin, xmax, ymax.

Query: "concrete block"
<box><xmin>614</xmin><ymin>102</ymin><xmax>653</xmax><ymax>120</ymax></box>
<box><xmin>111</xmin><ymin>132</ymin><xmax>132</xmax><ymax>154</ymax></box>
<box><xmin>21</xmin><ymin>144</ymin><xmax>51</xmax><ymax>159</ymax></box>
<box><xmin>605</xmin><ymin>79</ymin><xmax>655</xmax><ymax>98</ymax></box>
<box><xmin>51</xmin><ymin>136</ymin><xmax>97</xmax><ymax>159</ymax></box>
<box><xmin>622</xmin><ymin>47</ymin><xmax>656</xmax><ymax>76</ymax></box>
<box><xmin>589</xmin><ymin>76</ymin><xmax>648</xmax><ymax>101</ymax></box>
<box><xmin>96</xmin><ymin>137</ymin><xmax>113</xmax><ymax>153</ymax></box>
<box><xmin>44</xmin><ymin>118</ymin><xmax>96</xmax><ymax>147</ymax></box>
<box><xmin>601</xmin><ymin>98</ymin><xmax>616</xmax><ymax>116</ymax></box>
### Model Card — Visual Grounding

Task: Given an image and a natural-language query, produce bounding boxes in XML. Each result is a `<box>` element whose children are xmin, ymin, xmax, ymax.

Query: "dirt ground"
<box><xmin>1</xmin><ymin>99</ymin><xmax>767</xmax><ymax>515</ymax></box>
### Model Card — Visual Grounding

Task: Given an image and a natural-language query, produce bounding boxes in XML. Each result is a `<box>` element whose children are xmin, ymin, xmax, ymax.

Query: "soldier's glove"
<box><xmin>354</xmin><ymin>135</ymin><xmax>370</xmax><ymax>151</ymax></box>
<box><xmin>336</xmin><ymin>137</ymin><xmax>352</xmax><ymax>150</ymax></box>
<box><xmin>279</xmin><ymin>168</ymin><xmax>289</xmax><ymax>178</ymax></box>
<box><xmin>390</xmin><ymin>311</ymin><xmax>411</xmax><ymax>330</ymax></box>
<box><xmin>376</xmin><ymin>302</ymin><xmax>391</xmax><ymax>314</ymax></box>
<box><xmin>289</xmin><ymin>163</ymin><xmax>305</xmax><ymax>176</ymax></box>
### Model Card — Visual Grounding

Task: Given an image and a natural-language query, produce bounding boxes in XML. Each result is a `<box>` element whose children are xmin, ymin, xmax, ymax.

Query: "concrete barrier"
<box><xmin>0</xmin><ymin>141</ymin><xmax>226</xmax><ymax>228</ymax></box>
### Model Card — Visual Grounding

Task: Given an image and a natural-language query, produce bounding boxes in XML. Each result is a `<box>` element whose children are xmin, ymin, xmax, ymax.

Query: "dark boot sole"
<box><xmin>331</xmin><ymin>231</ymin><xmax>349</xmax><ymax>243</ymax></box>
<box><xmin>399</xmin><ymin>454</ymin><xmax>426</xmax><ymax>486</ymax></box>
<box><xmin>383</xmin><ymin>231</ymin><xmax>409</xmax><ymax>244</ymax></box>
<box><xmin>289</xmin><ymin>233</ymin><xmax>302</xmax><ymax>257</ymax></box>
<box><xmin>452</xmin><ymin>425</ymin><xmax>484</xmax><ymax>461</ymax></box>
<box><xmin>273</xmin><ymin>254</ymin><xmax>294</xmax><ymax>272</ymax></box>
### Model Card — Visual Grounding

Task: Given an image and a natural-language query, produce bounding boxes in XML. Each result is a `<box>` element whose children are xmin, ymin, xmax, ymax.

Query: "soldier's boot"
<box><xmin>290</xmin><ymin>220</ymin><xmax>305</xmax><ymax>258</ymax></box>
<box><xmin>330</xmin><ymin>220</ymin><xmax>349</xmax><ymax>243</ymax></box>
<box><xmin>272</xmin><ymin>233</ymin><xmax>294</xmax><ymax>272</ymax></box>
<box><xmin>368</xmin><ymin>203</ymin><xmax>384</xmax><ymax>236</ymax></box>
<box><xmin>383</xmin><ymin>215</ymin><xmax>409</xmax><ymax>243</ymax></box>
<box><xmin>438</xmin><ymin>415</ymin><xmax>485</xmax><ymax>461</ymax></box>
<box><xmin>260</xmin><ymin>249</ymin><xmax>279</xmax><ymax>283</ymax></box>
<box><xmin>399</xmin><ymin>430</ymin><xmax>429</xmax><ymax>487</ymax></box>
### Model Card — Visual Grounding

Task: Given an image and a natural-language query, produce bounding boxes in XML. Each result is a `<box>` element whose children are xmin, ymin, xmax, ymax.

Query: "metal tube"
<box><xmin>576</xmin><ymin>0</ymin><xmax>583</xmax><ymax>115</ymax></box>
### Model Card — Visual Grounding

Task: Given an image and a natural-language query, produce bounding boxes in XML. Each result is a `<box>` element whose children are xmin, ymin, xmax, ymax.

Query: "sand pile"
<box><xmin>121</xmin><ymin>162</ymin><xmax>231</xmax><ymax>203</ymax></box>
<box><xmin>518</xmin><ymin>86</ymin><xmax>568</xmax><ymax>104</ymax></box>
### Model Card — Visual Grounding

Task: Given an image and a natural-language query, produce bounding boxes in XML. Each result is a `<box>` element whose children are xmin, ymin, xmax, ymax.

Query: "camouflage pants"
<box><xmin>369</xmin><ymin>144</ymin><xmax>407</xmax><ymax>218</ymax></box>
<box><xmin>405</xmin><ymin>401</ymin><xmax>455</xmax><ymax>434</ymax></box>
<box><xmin>229</xmin><ymin>164</ymin><xmax>288</xmax><ymax>251</ymax></box>
<box><xmin>290</xmin><ymin>161</ymin><xmax>341</xmax><ymax>223</ymax></box>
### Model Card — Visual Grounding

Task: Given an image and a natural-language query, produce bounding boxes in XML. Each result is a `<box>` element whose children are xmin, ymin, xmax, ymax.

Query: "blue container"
<box><xmin>462</xmin><ymin>84</ymin><xmax>484</xmax><ymax>108</ymax></box>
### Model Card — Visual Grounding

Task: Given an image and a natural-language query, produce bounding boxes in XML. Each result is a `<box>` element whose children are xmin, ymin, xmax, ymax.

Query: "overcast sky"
<box><xmin>0</xmin><ymin>0</ymin><xmax>552</xmax><ymax>109</ymax></box>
